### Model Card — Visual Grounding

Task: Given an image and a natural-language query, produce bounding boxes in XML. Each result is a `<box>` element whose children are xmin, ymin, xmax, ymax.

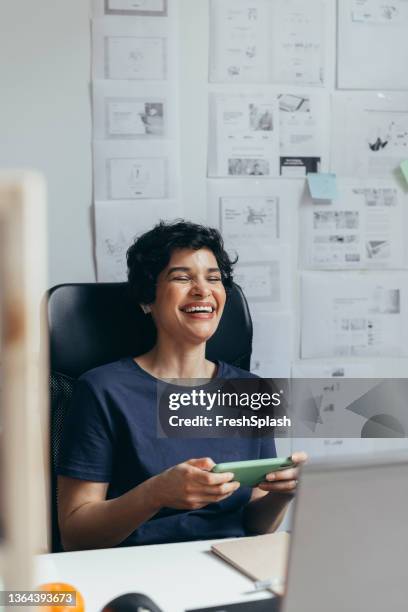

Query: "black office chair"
<box><xmin>48</xmin><ymin>282</ymin><xmax>253</xmax><ymax>552</ymax></box>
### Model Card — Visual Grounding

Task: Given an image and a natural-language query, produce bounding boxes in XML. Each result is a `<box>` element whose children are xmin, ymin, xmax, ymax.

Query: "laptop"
<box><xmin>189</xmin><ymin>452</ymin><xmax>408</xmax><ymax>612</ymax></box>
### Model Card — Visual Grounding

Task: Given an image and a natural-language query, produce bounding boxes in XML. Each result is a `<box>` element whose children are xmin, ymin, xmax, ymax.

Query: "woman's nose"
<box><xmin>191</xmin><ymin>279</ymin><xmax>211</xmax><ymax>297</ymax></box>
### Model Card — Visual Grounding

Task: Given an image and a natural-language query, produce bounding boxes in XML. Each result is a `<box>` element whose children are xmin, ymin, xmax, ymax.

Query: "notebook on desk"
<box><xmin>211</xmin><ymin>532</ymin><xmax>290</xmax><ymax>596</ymax></box>
<box><xmin>186</xmin><ymin>597</ymin><xmax>280</xmax><ymax>612</ymax></box>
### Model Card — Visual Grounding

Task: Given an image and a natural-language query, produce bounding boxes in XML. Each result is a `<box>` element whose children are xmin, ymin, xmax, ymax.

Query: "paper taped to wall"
<box><xmin>301</xmin><ymin>271</ymin><xmax>408</xmax><ymax>358</ymax></box>
<box><xmin>300</xmin><ymin>179</ymin><xmax>406</xmax><ymax>270</ymax></box>
<box><xmin>95</xmin><ymin>200</ymin><xmax>181</xmax><ymax>281</ymax></box>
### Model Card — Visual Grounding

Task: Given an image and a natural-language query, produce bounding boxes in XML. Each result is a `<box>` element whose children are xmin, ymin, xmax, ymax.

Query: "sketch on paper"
<box><xmin>107</xmin><ymin>157</ymin><xmax>168</xmax><ymax>199</ymax></box>
<box><xmin>220</xmin><ymin>196</ymin><xmax>280</xmax><ymax>250</ymax></box>
<box><xmin>366</xmin><ymin>111</ymin><xmax>408</xmax><ymax>154</ymax></box>
<box><xmin>272</xmin><ymin>0</ymin><xmax>325</xmax><ymax>86</ymax></box>
<box><xmin>103</xmin><ymin>231</ymin><xmax>128</xmax><ymax>275</ymax></box>
<box><xmin>209</xmin><ymin>0</ymin><xmax>269</xmax><ymax>83</ymax></box>
<box><xmin>279</xmin><ymin>94</ymin><xmax>310</xmax><ymax>113</ymax></box>
<box><xmin>351</xmin><ymin>0</ymin><xmax>408</xmax><ymax>24</ymax></box>
<box><xmin>104</xmin><ymin>36</ymin><xmax>166</xmax><ymax>80</ymax></box>
<box><xmin>209</xmin><ymin>0</ymin><xmax>326</xmax><ymax>85</ymax></box>
<box><xmin>332</xmin><ymin>94</ymin><xmax>408</xmax><ymax>177</ymax></box>
<box><xmin>105</xmin><ymin>98</ymin><xmax>164</xmax><ymax>138</ymax></box>
<box><xmin>301</xmin><ymin>183</ymin><xmax>404</xmax><ymax>270</ymax></box>
<box><xmin>95</xmin><ymin>200</ymin><xmax>182</xmax><ymax>282</ymax></box>
<box><xmin>301</xmin><ymin>273</ymin><xmax>408</xmax><ymax>358</ymax></box>
<box><xmin>234</xmin><ymin>261</ymin><xmax>281</xmax><ymax>303</ymax></box>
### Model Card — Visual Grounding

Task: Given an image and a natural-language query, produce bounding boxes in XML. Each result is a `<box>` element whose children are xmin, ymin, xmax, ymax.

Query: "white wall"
<box><xmin>178</xmin><ymin>0</ymin><xmax>209</xmax><ymax>224</ymax></box>
<box><xmin>0</xmin><ymin>0</ymin><xmax>93</xmax><ymax>287</ymax></box>
<box><xmin>2</xmin><ymin>0</ymin><xmax>408</xmax><ymax>380</ymax></box>
<box><xmin>0</xmin><ymin>0</ymin><xmax>212</xmax><ymax>286</ymax></box>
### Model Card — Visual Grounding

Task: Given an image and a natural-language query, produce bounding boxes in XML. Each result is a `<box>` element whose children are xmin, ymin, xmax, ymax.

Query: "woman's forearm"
<box><xmin>244</xmin><ymin>492</ymin><xmax>293</xmax><ymax>535</ymax></box>
<box><xmin>61</xmin><ymin>476</ymin><xmax>162</xmax><ymax>551</ymax></box>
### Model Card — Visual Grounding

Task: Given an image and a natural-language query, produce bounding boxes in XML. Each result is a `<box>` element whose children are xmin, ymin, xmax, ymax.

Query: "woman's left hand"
<box><xmin>256</xmin><ymin>451</ymin><xmax>308</xmax><ymax>494</ymax></box>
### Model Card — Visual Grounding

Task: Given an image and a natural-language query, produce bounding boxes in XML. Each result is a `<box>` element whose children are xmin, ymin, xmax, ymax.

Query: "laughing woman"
<box><xmin>57</xmin><ymin>221</ymin><xmax>306</xmax><ymax>550</ymax></box>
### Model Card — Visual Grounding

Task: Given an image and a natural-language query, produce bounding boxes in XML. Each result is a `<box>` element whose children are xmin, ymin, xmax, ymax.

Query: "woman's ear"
<box><xmin>140</xmin><ymin>304</ymin><xmax>151</xmax><ymax>314</ymax></box>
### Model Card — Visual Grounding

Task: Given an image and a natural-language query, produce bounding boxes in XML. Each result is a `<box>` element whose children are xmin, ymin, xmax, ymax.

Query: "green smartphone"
<box><xmin>212</xmin><ymin>457</ymin><xmax>294</xmax><ymax>487</ymax></box>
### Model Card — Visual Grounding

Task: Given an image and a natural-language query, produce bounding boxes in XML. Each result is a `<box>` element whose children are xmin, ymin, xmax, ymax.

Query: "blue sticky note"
<box><xmin>307</xmin><ymin>173</ymin><xmax>338</xmax><ymax>202</ymax></box>
<box><xmin>400</xmin><ymin>160</ymin><xmax>408</xmax><ymax>185</ymax></box>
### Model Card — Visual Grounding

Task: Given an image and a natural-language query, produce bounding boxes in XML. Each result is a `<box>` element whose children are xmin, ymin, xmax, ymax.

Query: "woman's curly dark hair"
<box><xmin>127</xmin><ymin>220</ymin><xmax>237</xmax><ymax>305</ymax></box>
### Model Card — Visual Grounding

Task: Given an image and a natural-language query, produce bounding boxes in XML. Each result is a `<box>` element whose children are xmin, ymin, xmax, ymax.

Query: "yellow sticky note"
<box><xmin>400</xmin><ymin>160</ymin><xmax>408</xmax><ymax>184</ymax></box>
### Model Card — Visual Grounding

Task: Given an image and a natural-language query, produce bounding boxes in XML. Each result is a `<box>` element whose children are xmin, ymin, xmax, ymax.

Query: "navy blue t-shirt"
<box><xmin>57</xmin><ymin>357</ymin><xmax>276</xmax><ymax>547</ymax></box>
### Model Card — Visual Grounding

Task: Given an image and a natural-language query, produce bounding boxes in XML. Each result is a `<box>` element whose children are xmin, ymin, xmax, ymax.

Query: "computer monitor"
<box><xmin>283</xmin><ymin>453</ymin><xmax>408</xmax><ymax>612</ymax></box>
<box><xmin>0</xmin><ymin>171</ymin><xmax>49</xmax><ymax>590</ymax></box>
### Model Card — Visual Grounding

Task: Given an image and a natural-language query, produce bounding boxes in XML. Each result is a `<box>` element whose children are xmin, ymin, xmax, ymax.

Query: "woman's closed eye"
<box><xmin>170</xmin><ymin>275</ymin><xmax>221</xmax><ymax>283</ymax></box>
<box><xmin>171</xmin><ymin>275</ymin><xmax>191</xmax><ymax>282</ymax></box>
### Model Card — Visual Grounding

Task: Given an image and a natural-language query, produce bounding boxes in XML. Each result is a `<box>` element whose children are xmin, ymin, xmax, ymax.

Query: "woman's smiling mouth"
<box><xmin>180</xmin><ymin>302</ymin><xmax>216</xmax><ymax>318</ymax></box>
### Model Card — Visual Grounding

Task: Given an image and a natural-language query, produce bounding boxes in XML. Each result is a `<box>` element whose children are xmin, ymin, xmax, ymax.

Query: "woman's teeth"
<box><xmin>183</xmin><ymin>306</ymin><xmax>213</xmax><ymax>313</ymax></box>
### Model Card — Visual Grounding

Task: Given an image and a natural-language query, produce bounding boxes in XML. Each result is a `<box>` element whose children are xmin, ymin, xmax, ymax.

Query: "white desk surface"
<box><xmin>36</xmin><ymin>539</ymin><xmax>274</xmax><ymax>612</ymax></box>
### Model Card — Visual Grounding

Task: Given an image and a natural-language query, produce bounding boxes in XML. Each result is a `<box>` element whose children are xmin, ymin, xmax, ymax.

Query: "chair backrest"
<box><xmin>48</xmin><ymin>281</ymin><xmax>253</xmax><ymax>551</ymax></box>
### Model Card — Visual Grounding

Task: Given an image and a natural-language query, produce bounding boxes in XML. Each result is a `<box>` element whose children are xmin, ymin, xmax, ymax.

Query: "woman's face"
<box><xmin>149</xmin><ymin>247</ymin><xmax>227</xmax><ymax>346</ymax></box>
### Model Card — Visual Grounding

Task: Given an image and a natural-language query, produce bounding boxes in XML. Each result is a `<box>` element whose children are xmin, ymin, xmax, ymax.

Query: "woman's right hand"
<box><xmin>152</xmin><ymin>457</ymin><xmax>240</xmax><ymax>511</ymax></box>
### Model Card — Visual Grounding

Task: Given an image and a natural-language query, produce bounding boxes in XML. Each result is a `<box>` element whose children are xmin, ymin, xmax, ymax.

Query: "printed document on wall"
<box><xmin>93</xmin><ymin>80</ymin><xmax>177</xmax><ymax>140</ymax></box>
<box><xmin>208</xmin><ymin>90</ymin><xmax>329</xmax><ymax>178</ymax></box>
<box><xmin>270</xmin><ymin>0</ymin><xmax>326</xmax><ymax>86</ymax></box>
<box><xmin>233</xmin><ymin>244</ymin><xmax>292</xmax><ymax>311</ymax></box>
<box><xmin>209</xmin><ymin>0</ymin><xmax>271</xmax><ymax>83</ymax></box>
<box><xmin>338</xmin><ymin>0</ymin><xmax>408</xmax><ymax>90</ymax></box>
<box><xmin>209</xmin><ymin>0</ymin><xmax>326</xmax><ymax>86</ymax></box>
<box><xmin>95</xmin><ymin>200</ymin><xmax>181</xmax><ymax>281</ymax></box>
<box><xmin>332</xmin><ymin>92</ymin><xmax>408</xmax><ymax>178</ymax></box>
<box><xmin>92</xmin><ymin>17</ymin><xmax>177</xmax><ymax>81</ymax></box>
<box><xmin>207</xmin><ymin>178</ymin><xmax>301</xmax><ymax>254</ymax></box>
<box><xmin>208</xmin><ymin>92</ymin><xmax>280</xmax><ymax>177</ymax></box>
<box><xmin>93</xmin><ymin>141</ymin><xmax>179</xmax><ymax>200</ymax></box>
<box><xmin>301</xmin><ymin>272</ymin><xmax>408</xmax><ymax>358</ymax></box>
<box><xmin>300</xmin><ymin>179</ymin><xmax>406</xmax><ymax>269</ymax></box>
<box><xmin>279</xmin><ymin>89</ymin><xmax>330</xmax><ymax>176</ymax></box>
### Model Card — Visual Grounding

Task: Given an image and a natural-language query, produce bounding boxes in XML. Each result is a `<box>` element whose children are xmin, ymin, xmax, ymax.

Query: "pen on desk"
<box><xmin>252</xmin><ymin>577</ymin><xmax>283</xmax><ymax>592</ymax></box>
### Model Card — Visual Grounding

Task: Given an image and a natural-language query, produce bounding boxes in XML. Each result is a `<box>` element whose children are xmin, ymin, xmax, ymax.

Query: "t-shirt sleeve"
<box><xmin>57</xmin><ymin>377</ymin><xmax>114</xmax><ymax>482</ymax></box>
<box><xmin>259</xmin><ymin>436</ymin><xmax>277</xmax><ymax>459</ymax></box>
